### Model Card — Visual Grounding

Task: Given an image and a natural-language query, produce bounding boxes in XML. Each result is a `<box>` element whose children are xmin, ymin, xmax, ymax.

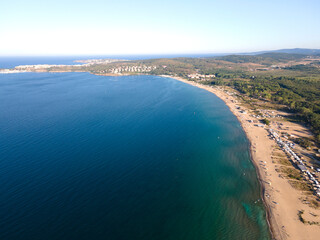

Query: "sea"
<box><xmin>0</xmin><ymin>57</ymin><xmax>270</xmax><ymax>240</ymax></box>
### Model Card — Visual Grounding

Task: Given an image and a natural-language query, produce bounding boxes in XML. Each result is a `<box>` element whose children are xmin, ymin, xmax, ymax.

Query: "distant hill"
<box><xmin>247</xmin><ymin>48</ymin><xmax>320</xmax><ymax>56</ymax></box>
<box><xmin>271</xmin><ymin>48</ymin><xmax>320</xmax><ymax>55</ymax></box>
<box><xmin>215</xmin><ymin>52</ymin><xmax>306</xmax><ymax>65</ymax></box>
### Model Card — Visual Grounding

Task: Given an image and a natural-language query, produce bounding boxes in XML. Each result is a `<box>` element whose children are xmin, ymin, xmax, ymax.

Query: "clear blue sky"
<box><xmin>1</xmin><ymin>0</ymin><xmax>320</xmax><ymax>55</ymax></box>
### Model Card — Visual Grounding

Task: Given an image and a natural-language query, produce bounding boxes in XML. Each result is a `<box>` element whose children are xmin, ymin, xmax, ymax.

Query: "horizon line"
<box><xmin>0</xmin><ymin>47</ymin><xmax>320</xmax><ymax>58</ymax></box>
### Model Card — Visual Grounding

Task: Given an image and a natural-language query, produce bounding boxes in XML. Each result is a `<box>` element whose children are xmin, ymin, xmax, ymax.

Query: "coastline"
<box><xmin>163</xmin><ymin>75</ymin><xmax>320</xmax><ymax>240</ymax></box>
<box><xmin>161</xmin><ymin>75</ymin><xmax>276</xmax><ymax>239</ymax></box>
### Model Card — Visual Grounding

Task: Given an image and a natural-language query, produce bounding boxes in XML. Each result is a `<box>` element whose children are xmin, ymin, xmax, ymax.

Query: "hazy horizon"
<box><xmin>1</xmin><ymin>0</ymin><xmax>320</xmax><ymax>56</ymax></box>
<box><xmin>1</xmin><ymin>47</ymin><xmax>320</xmax><ymax>58</ymax></box>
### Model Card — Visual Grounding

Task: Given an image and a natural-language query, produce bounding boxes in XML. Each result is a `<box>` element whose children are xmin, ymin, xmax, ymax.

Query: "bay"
<box><xmin>0</xmin><ymin>72</ymin><xmax>270</xmax><ymax>239</ymax></box>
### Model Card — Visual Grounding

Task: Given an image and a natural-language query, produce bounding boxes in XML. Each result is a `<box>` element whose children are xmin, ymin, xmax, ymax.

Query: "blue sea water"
<box><xmin>0</xmin><ymin>71</ymin><xmax>270</xmax><ymax>239</ymax></box>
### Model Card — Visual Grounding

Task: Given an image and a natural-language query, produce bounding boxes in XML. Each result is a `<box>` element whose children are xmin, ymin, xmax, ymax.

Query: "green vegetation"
<box><xmin>281</xmin><ymin>167</ymin><xmax>302</xmax><ymax>180</ymax></box>
<box><xmin>277</xmin><ymin>158</ymin><xmax>292</xmax><ymax>166</ymax></box>
<box><xmin>289</xmin><ymin>180</ymin><xmax>311</xmax><ymax>191</ymax></box>
<box><xmin>262</xmin><ymin>118</ymin><xmax>270</xmax><ymax>125</ymax></box>
<box><xmin>216</xmin><ymin>53</ymin><xmax>306</xmax><ymax>65</ymax></box>
<box><xmin>295</xmin><ymin>137</ymin><xmax>312</xmax><ymax>149</ymax></box>
<box><xmin>228</xmin><ymin>76</ymin><xmax>320</xmax><ymax>143</ymax></box>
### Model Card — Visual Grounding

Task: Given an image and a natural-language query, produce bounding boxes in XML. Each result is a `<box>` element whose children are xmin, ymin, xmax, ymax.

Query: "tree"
<box><xmin>262</xmin><ymin>118</ymin><xmax>270</xmax><ymax>125</ymax></box>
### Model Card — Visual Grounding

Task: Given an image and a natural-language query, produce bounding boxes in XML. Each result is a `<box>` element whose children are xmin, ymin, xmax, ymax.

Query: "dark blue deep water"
<box><xmin>0</xmin><ymin>72</ymin><xmax>270</xmax><ymax>240</ymax></box>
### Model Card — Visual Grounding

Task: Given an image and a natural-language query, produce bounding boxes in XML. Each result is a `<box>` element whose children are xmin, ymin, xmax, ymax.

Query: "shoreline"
<box><xmin>162</xmin><ymin>75</ymin><xmax>320</xmax><ymax>240</ymax></box>
<box><xmin>247</xmin><ymin>133</ymin><xmax>275</xmax><ymax>239</ymax></box>
<box><xmin>160</xmin><ymin>75</ymin><xmax>276</xmax><ymax>239</ymax></box>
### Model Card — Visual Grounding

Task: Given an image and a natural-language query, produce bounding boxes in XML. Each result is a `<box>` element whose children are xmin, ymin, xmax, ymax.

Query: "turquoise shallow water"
<box><xmin>0</xmin><ymin>73</ymin><xmax>270</xmax><ymax>240</ymax></box>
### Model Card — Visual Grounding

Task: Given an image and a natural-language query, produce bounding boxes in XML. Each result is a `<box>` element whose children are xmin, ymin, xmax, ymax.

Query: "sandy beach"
<box><xmin>164</xmin><ymin>75</ymin><xmax>320</xmax><ymax>240</ymax></box>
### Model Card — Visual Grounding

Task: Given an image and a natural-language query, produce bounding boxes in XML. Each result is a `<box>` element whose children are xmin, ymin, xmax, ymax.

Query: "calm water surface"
<box><xmin>0</xmin><ymin>72</ymin><xmax>270</xmax><ymax>239</ymax></box>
